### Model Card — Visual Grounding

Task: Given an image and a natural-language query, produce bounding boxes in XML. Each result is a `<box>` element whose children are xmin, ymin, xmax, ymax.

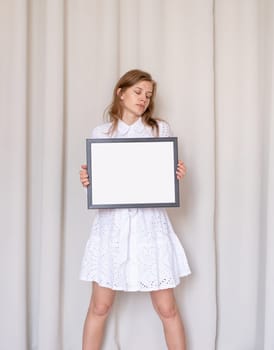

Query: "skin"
<box><xmin>118</xmin><ymin>80</ymin><xmax>152</xmax><ymax>125</ymax></box>
<box><xmin>81</xmin><ymin>80</ymin><xmax>188</xmax><ymax>350</ymax></box>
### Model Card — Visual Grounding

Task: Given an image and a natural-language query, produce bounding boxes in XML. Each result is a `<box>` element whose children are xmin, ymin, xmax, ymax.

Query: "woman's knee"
<box><xmin>88</xmin><ymin>282</ymin><xmax>115</xmax><ymax>317</ymax></box>
<box><xmin>151</xmin><ymin>289</ymin><xmax>179</xmax><ymax>319</ymax></box>
<box><xmin>90</xmin><ymin>301</ymin><xmax>113</xmax><ymax>317</ymax></box>
<box><xmin>153</xmin><ymin>301</ymin><xmax>177</xmax><ymax>319</ymax></box>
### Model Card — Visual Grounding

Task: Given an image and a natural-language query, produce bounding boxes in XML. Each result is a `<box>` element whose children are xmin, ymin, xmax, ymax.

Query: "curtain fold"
<box><xmin>35</xmin><ymin>1</ymin><xmax>65</xmax><ymax>349</ymax></box>
<box><xmin>263</xmin><ymin>2</ymin><xmax>274</xmax><ymax>348</ymax></box>
<box><xmin>0</xmin><ymin>1</ymin><xmax>28</xmax><ymax>349</ymax></box>
<box><xmin>1</xmin><ymin>1</ymin><xmax>274</xmax><ymax>349</ymax></box>
<box><xmin>264</xmin><ymin>111</ymin><xmax>274</xmax><ymax>349</ymax></box>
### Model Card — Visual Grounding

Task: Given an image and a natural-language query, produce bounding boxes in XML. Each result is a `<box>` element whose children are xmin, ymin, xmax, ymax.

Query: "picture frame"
<box><xmin>86</xmin><ymin>137</ymin><xmax>180</xmax><ymax>209</ymax></box>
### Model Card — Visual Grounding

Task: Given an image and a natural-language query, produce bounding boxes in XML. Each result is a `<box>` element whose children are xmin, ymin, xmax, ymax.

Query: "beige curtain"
<box><xmin>0</xmin><ymin>1</ymin><xmax>273</xmax><ymax>349</ymax></box>
<box><xmin>215</xmin><ymin>1</ymin><xmax>274</xmax><ymax>349</ymax></box>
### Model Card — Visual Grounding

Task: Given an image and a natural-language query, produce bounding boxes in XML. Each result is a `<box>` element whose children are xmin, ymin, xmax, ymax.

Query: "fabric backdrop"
<box><xmin>0</xmin><ymin>1</ymin><xmax>273</xmax><ymax>349</ymax></box>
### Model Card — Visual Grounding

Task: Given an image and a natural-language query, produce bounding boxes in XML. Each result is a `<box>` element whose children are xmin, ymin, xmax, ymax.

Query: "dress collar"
<box><xmin>117</xmin><ymin>117</ymin><xmax>145</xmax><ymax>136</ymax></box>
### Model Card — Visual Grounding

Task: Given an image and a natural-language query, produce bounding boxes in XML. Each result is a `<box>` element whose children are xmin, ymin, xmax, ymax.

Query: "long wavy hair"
<box><xmin>106</xmin><ymin>69</ymin><xmax>159</xmax><ymax>135</ymax></box>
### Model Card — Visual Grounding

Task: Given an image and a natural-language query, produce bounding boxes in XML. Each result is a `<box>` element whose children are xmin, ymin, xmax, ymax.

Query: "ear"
<box><xmin>117</xmin><ymin>88</ymin><xmax>124</xmax><ymax>100</ymax></box>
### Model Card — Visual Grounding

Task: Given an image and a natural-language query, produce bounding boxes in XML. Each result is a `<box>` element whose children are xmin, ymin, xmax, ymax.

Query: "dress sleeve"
<box><xmin>91</xmin><ymin>123</ymin><xmax>111</xmax><ymax>138</ymax></box>
<box><xmin>91</xmin><ymin>126</ymin><xmax>101</xmax><ymax>139</ymax></box>
<box><xmin>158</xmin><ymin>120</ymin><xmax>173</xmax><ymax>137</ymax></box>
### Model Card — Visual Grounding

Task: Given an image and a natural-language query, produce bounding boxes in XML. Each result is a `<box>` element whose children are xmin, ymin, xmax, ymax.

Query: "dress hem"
<box><xmin>79</xmin><ymin>271</ymin><xmax>191</xmax><ymax>292</ymax></box>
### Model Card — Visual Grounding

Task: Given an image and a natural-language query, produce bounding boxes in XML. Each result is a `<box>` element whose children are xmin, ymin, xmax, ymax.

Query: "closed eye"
<box><xmin>134</xmin><ymin>89</ymin><xmax>152</xmax><ymax>99</ymax></box>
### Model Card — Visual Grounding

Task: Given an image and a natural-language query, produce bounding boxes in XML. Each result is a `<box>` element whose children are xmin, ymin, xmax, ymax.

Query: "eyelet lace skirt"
<box><xmin>80</xmin><ymin>208</ymin><xmax>191</xmax><ymax>291</ymax></box>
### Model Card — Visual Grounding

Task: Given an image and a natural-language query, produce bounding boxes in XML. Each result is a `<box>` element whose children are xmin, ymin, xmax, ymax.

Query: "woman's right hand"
<box><xmin>80</xmin><ymin>164</ymin><xmax>90</xmax><ymax>187</ymax></box>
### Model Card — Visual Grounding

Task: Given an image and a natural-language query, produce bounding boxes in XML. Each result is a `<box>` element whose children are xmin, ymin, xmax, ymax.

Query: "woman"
<box><xmin>79</xmin><ymin>69</ymin><xmax>191</xmax><ymax>349</ymax></box>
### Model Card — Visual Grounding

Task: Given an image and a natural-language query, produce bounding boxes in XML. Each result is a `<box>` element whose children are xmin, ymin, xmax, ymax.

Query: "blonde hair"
<box><xmin>106</xmin><ymin>69</ymin><xmax>159</xmax><ymax>135</ymax></box>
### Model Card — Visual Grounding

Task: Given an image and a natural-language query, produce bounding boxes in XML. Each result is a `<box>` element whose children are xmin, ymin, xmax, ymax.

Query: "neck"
<box><xmin>122</xmin><ymin>114</ymin><xmax>140</xmax><ymax>125</ymax></box>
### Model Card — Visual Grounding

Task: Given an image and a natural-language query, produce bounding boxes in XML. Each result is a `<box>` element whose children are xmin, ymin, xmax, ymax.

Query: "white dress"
<box><xmin>80</xmin><ymin>117</ymin><xmax>191</xmax><ymax>291</ymax></box>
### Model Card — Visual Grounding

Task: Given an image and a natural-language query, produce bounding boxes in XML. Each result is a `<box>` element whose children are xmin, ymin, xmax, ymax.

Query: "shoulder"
<box><xmin>157</xmin><ymin>119</ymin><xmax>173</xmax><ymax>137</ymax></box>
<box><xmin>91</xmin><ymin>122</ymin><xmax>112</xmax><ymax>138</ymax></box>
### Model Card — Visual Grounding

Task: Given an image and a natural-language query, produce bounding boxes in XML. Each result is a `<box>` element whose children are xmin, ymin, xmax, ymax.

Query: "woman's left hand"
<box><xmin>176</xmin><ymin>160</ymin><xmax>187</xmax><ymax>180</ymax></box>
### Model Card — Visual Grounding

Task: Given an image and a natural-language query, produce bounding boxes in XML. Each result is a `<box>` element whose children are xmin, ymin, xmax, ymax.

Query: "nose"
<box><xmin>139</xmin><ymin>93</ymin><xmax>146</xmax><ymax>102</ymax></box>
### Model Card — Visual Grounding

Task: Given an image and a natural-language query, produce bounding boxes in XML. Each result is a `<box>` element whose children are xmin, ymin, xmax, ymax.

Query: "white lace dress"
<box><xmin>80</xmin><ymin>118</ymin><xmax>191</xmax><ymax>291</ymax></box>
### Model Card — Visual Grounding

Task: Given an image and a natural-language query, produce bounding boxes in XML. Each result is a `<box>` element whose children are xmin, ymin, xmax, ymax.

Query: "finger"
<box><xmin>176</xmin><ymin>168</ymin><xmax>186</xmax><ymax>180</ymax></box>
<box><xmin>176</xmin><ymin>166</ymin><xmax>185</xmax><ymax>174</ymax></box>
<box><xmin>177</xmin><ymin>161</ymin><xmax>185</xmax><ymax>167</ymax></box>
<box><xmin>80</xmin><ymin>170</ymin><xmax>88</xmax><ymax>177</ymax></box>
<box><xmin>177</xmin><ymin>162</ymin><xmax>185</xmax><ymax>169</ymax></box>
<box><xmin>80</xmin><ymin>173</ymin><xmax>89</xmax><ymax>179</ymax></box>
<box><xmin>178</xmin><ymin>169</ymin><xmax>186</xmax><ymax>176</ymax></box>
<box><xmin>81</xmin><ymin>164</ymin><xmax>88</xmax><ymax>170</ymax></box>
<box><xmin>177</xmin><ymin>164</ymin><xmax>186</xmax><ymax>172</ymax></box>
<box><xmin>177</xmin><ymin>165</ymin><xmax>186</xmax><ymax>172</ymax></box>
<box><xmin>82</xmin><ymin>178</ymin><xmax>90</xmax><ymax>186</ymax></box>
<box><xmin>176</xmin><ymin>171</ymin><xmax>185</xmax><ymax>177</ymax></box>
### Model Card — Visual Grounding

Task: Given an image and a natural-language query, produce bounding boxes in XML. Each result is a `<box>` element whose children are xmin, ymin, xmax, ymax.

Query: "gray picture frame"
<box><xmin>86</xmin><ymin>137</ymin><xmax>180</xmax><ymax>209</ymax></box>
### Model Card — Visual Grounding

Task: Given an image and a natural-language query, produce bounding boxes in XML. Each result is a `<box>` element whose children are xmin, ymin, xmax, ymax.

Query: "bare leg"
<box><xmin>82</xmin><ymin>282</ymin><xmax>116</xmax><ymax>350</ymax></box>
<box><xmin>150</xmin><ymin>288</ymin><xmax>187</xmax><ymax>350</ymax></box>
